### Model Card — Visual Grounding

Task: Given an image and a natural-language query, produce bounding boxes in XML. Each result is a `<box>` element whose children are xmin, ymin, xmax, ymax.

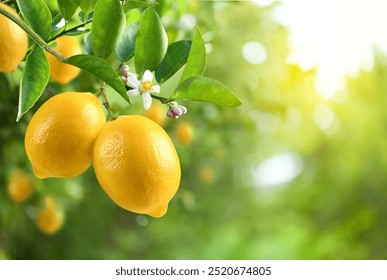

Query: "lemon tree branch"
<box><xmin>0</xmin><ymin>5</ymin><xmax>67</xmax><ymax>62</ymax></box>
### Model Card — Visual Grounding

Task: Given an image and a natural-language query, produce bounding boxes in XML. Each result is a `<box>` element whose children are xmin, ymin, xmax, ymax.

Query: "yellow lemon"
<box><xmin>25</xmin><ymin>92</ymin><xmax>106</xmax><ymax>179</ymax></box>
<box><xmin>176</xmin><ymin>121</ymin><xmax>194</xmax><ymax>145</ymax></box>
<box><xmin>7</xmin><ymin>170</ymin><xmax>34</xmax><ymax>203</ymax></box>
<box><xmin>93</xmin><ymin>115</ymin><xmax>181</xmax><ymax>218</ymax></box>
<box><xmin>144</xmin><ymin>103</ymin><xmax>166</xmax><ymax>127</ymax></box>
<box><xmin>46</xmin><ymin>36</ymin><xmax>82</xmax><ymax>84</ymax></box>
<box><xmin>37</xmin><ymin>196</ymin><xmax>64</xmax><ymax>235</ymax></box>
<box><xmin>0</xmin><ymin>3</ymin><xmax>28</xmax><ymax>72</ymax></box>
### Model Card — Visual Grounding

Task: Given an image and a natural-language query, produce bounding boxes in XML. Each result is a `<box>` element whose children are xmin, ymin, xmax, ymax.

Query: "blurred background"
<box><xmin>1</xmin><ymin>0</ymin><xmax>387</xmax><ymax>259</ymax></box>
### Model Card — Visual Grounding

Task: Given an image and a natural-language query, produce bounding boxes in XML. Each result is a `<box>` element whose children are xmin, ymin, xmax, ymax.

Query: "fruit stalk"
<box><xmin>0</xmin><ymin>5</ymin><xmax>67</xmax><ymax>62</ymax></box>
<box><xmin>101</xmin><ymin>82</ymin><xmax>116</xmax><ymax>120</ymax></box>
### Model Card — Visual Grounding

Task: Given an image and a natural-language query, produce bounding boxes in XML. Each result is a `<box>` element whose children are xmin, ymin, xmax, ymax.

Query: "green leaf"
<box><xmin>135</xmin><ymin>7</ymin><xmax>168</xmax><ymax>74</ymax></box>
<box><xmin>65</xmin><ymin>27</ymin><xmax>91</xmax><ymax>36</ymax></box>
<box><xmin>76</xmin><ymin>0</ymin><xmax>97</xmax><ymax>14</ymax></box>
<box><xmin>17</xmin><ymin>0</ymin><xmax>52</xmax><ymax>41</ymax></box>
<box><xmin>78</xmin><ymin>10</ymin><xmax>93</xmax><ymax>23</ymax></box>
<box><xmin>116</xmin><ymin>22</ymin><xmax>139</xmax><ymax>62</ymax></box>
<box><xmin>91</xmin><ymin>0</ymin><xmax>126</xmax><ymax>59</ymax></box>
<box><xmin>123</xmin><ymin>0</ymin><xmax>158</xmax><ymax>12</ymax></box>
<box><xmin>57</xmin><ymin>0</ymin><xmax>78</xmax><ymax>21</ymax></box>
<box><xmin>172</xmin><ymin>77</ymin><xmax>241</xmax><ymax>107</ymax></box>
<box><xmin>180</xmin><ymin>27</ymin><xmax>206</xmax><ymax>83</ymax></box>
<box><xmin>17</xmin><ymin>46</ymin><xmax>50</xmax><ymax>121</ymax></box>
<box><xmin>51</xmin><ymin>13</ymin><xmax>66</xmax><ymax>35</ymax></box>
<box><xmin>155</xmin><ymin>40</ymin><xmax>191</xmax><ymax>84</ymax></box>
<box><xmin>66</xmin><ymin>54</ymin><xmax>130</xmax><ymax>104</ymax></box>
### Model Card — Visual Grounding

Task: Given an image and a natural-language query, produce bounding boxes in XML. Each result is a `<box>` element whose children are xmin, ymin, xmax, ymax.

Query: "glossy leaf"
<box><xmin>91</xmin><ymin>0</ymin><xmax>125</xmax><ymax>59</ymax></box>
<box><xmin>78</xmin><ymin>11</ymin><xmax>93</xmax><ymax>23</ymax></box>
<box><xmin>76</xmin><ymin>0</ymin><xmax>97</xmax><ymax>14</ymax></box>
<box><xmin>172</xmin><ymin>77</ymin><xmax>242</xmax><ymax>107</ymax></box>
<box><xmin>66</xmin><ymin>54</ymin><xmax>130</xmax><ymax>103</ymax></box>
<box><xmin>51</xmin><ymin>13</ymin><xmax>66</xmax><ymax>35</ymax></box>
<box><xmin>65</xmin><ymin>27</ymin><xmax>90</xmax><ymax>36</ymax></box>
<box><xmin>135</xmin><ymin>7</ymin><xmax>168</xmax><ymax>74</ymax></box>
<box><xmin>180</xmin><ymin>27</ymin><xmax>206</xmax><ymax>83</ymax></box>
<box><xmin>17</xmin><ymin>0</ymin><xmax>52</xmax><ymax>40</ymax></box>
<box><xmin>116</xmin><ymin>22</ymin><xmax>139</xmax><ymax>62</ymax></box>
<box><xmin>57</xmin><ymin>0</ymin><xmax>78</xmax><ymax>21</ymax></box>
<box><xmin>123</xmin><ymin>0</ymin><xmax>158</xmax><ymax>12</ymax></box>
<box><xmin>17</xmin><ymin>46</ymin><xmax>50</xmax><ymax>121</ymax></box>
<box><xmin>155</xmin><ymin>40</ymin><xmax>191</xmax><ymax>84</ymax></box>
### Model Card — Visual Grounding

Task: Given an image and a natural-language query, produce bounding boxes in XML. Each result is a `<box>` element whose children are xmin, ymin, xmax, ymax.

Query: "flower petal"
<box><xmin>142</xmin><ymin>92</ymin><xmax>152</xmax><ymax>110</ymax></box>
<box><xmin>151</xmin><ymin>85</ymin><xmax>160</xmax><ymax>93</ymax></box>
<box><xmin>127</xmin><ymin>75</ymin><xmax>141</xmax><ymax>88</ymax></box>
<box><xmin>142</xmin><ymin>70</ymin><xmax>153</xmax><ymax>82</ymax></box>
<box><xmin>127</xmin><ymin>88</ymin><xmax>140</xmax><ymax>96</ymax></box>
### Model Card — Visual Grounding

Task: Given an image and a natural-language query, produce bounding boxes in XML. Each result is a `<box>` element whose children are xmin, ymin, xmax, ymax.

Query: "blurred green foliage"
<box><xmin>1</xmin><ymin>0</ymin><xmax>387</xmax><ymax>260</ymax></box>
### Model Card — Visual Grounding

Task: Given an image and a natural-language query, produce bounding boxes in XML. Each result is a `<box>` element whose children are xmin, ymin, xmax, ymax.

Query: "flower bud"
<box><xmin>177</xmin><ymin>105</ymin><xmax>187</xmax><ymax>114</ymax></box>
<box><xmin>120</xmin><ymin>75</ymin><xmax>127</xmax><ymax>83</ymax></box>
<box><xmin>120</xmin><ymin>65</ymin><xmax>130</xmax><ymax>77</ymax></box>
<box><xmin>167</xmin><ymin>111</ymin><xmax>174</xmax><ymax>118</ymax></box>
<box><xmin>171</xmin><ymin>106</ymin><xmax>183</xmax><ymax>116</ymax></box>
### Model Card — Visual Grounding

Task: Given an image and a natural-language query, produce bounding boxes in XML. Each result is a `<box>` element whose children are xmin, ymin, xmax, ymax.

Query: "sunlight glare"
<box><xmin>252</xmin><ymin>152</ymin><xmax>303</xmax><ymax>188</ymax></box>
<box><xmin>273</xmin><ymin>0</ymin><xmax>387</xmax><ymax>98</ymax></box>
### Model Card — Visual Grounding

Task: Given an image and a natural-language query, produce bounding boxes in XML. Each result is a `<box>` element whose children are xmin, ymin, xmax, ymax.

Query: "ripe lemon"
<box><xmin>144</xmin><ymin>104</ymin><xmax>166</xmax><ymax>126</ymax></box>
<box><xmin>93</xmin><ymin>115</ymin><xmax>181</xmax><ymax>218</ymax></box>
<box><xmin>176</xmin><ymin>121</ymin><xmax>194</xmax><ymax>145</ymax></box>
<box><xmin>0</xmin><ymin>3</ymin><xmax>28</xmax><ymax>72</ymax></box>
<box><xmin>25</xmin><ymin>92</ymin><xmax>106</xmax><ymax>179</ymax></box>
<box><xmin>46</xmin><ymin>36</ymin><xmax>82</xmax><ymax>84</ymax></box>
<box><xmin>36</xmin><ymin>196</ymin><xmax>64</xmax><ymax>235</ymax></box>
<box><xmin>7</xmin><ymin>170</ymin><xmax>34</xmax><ymax>203</ymax></box>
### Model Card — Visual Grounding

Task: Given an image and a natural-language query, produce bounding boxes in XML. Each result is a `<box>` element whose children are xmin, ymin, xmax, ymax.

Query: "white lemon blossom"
<box><xmin>126</xmin><ymin>70</ymin><xmax>160</xmax><ymax>110</ymax></box>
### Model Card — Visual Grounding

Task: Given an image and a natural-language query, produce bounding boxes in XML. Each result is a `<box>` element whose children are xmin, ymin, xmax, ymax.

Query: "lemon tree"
<box><xmin>0</xmin><ymin>0</ymin><xmax>241</xmax><ymax>220</ymax></box>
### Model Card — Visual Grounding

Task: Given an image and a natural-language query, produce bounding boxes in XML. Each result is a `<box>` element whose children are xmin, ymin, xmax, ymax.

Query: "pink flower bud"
<box><xmin>167</xmin><ymin>111</ymin><xmax>174</xmax><ymax>118</ymax></box>
<box><xmin>120</xmin><ymin>65</ymin><xmax>130</xmax><ymax>77</ymax></box>
<box><xmin>120</xmin><ymin>76</ymin><xmax>127</xmax><ymax>83</ymax></box>
<box><xmin>171</xmin><ymin>106</ymin><xmax>183</xmax><ymax>116</ymax></box>
<box><xmin>177</xmin><ymin>105</ymin><xmax>187</xmax><ymax>114</ymax></box>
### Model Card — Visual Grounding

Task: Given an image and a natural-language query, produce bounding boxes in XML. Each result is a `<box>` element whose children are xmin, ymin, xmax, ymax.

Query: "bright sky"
<box><xmin>269</xmin><ymin>0</ymin><xmax>387</xmax><ymax>98</ymax></box>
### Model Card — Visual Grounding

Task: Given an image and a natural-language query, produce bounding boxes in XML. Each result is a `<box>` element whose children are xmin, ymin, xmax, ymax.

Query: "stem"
<box><xmin>49</xmin><ymin>18</ymin><xmax>93</xmax><ymax>42</ymax></box>
<box><xmin>0</xmin><ymin>5</ymin><xmax>67</xmax><ymax>62</ymax></box>
<box><xmin>150</xmin><ymin>94</ymin><xmax>171</xmax><ymax>104</ymax></box>
<box><xmin>101</xmin><ymin>82</ymin><xmax>116</xmax><ymax>121</ymax></box>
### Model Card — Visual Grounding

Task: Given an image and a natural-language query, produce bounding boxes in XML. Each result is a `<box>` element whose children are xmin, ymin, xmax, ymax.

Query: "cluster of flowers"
<box><xmin>120</xmin><ymin>65</ymin><xmax>187</xmax><ymax>119</ymax></box>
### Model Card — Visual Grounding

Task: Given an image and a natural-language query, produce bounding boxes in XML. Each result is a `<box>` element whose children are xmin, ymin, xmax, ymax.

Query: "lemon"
<box><xmin>0</xmin><ymin>3</ymin><xmax>28</xmax><ymax>72</ymax></box>
<box><xmin>46</xmin><ymin>36</ymin><xmax>82</xmax><ymax>84</ymax></box>
<box><xmin>176</xmin><ymin>121</ymin><xmax>194</xmax><ymax>145</ymax></box>
<box><xmin>144</xmin><ymin>103</ymin><xmax>166</xmax><ymax>126</ymax></box>
<box><xmin>25</xmin><ymin>92</ymin><xmax>106</xmax><ymax>179</ymax></box>
<box><xmin>93</xmin><ymin>115</ymin><xmax>181</xmax><ymax>218</ymax></box>
<box><xmin>7</xmin><ymin>170</ymin><xmax>34</xmax><ymax>203</ymax></box>
<box><xmin>36</xmin><ymin>196</ymin><xmax>64</xmax><ymax>235</ymax></box>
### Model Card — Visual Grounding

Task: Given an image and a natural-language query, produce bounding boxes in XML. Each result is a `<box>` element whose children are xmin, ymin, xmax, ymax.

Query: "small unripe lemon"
<box><xmin>93</xmin><ymin>115</ymin><xmax>181</xmax><ymax>218</ymax></box>
<box><xmin>0</xmin><ymin>3</ymin><xmax>28</xmax><ymax>72</ymax></box>
<box><xmin>36</xmin><ymin>196</ymin><xmax>64</xmax><ymax>235</ymax></box>
<box><xmin>7</xmin><ymin>171</ymin><xmax>34</xmax><ymax>203</ymax></box>
<box><xmin>25</xmin><ymin>92</ymin><xmax>106</xmax><ymax>179</ymax></box>
<box><xmin>46</xmin><ymin>36</ymin><xmax>82</xmax><ymax>84</ymax></box>
<box><xmin>176</xmin><ymin>121</ymin><xmax>194</xmax><ymax>145</ymax></box>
